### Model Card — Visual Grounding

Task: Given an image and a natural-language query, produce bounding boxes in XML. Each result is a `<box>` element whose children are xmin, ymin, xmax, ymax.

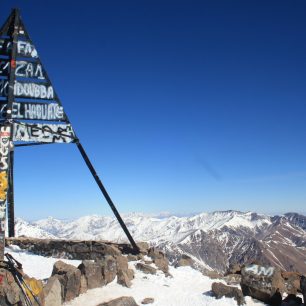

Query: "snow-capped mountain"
<box><xmin>15</xmin><ymin>210</ymin><xmax>306</xmax><ymax>274</ymax></box>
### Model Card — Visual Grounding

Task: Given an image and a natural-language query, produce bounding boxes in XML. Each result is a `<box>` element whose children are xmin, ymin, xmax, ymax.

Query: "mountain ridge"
<box><xmin>14</xmin><ymin>210</ymin><xmax>306</xmax><ymax>274</ymax></box>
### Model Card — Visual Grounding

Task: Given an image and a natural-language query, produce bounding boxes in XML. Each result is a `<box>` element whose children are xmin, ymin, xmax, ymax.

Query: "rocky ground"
<box><xmin>0</xmin><ymin>239</ymin><xmax>305</xmax><ymax>306</ymax></box>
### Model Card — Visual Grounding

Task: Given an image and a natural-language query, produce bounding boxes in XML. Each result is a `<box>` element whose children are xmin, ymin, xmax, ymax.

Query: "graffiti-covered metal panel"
<box><xmin>0</xmin><ymin>102</ymin><xmax>65</xmax><ymax>121</ymax></box>
<box><xmin>0</xmin><ymin>125</ymin><xmax>10</xmax><ymax>258</ymax></box>
<box><xmin>13</xmin><ymin>122</ymin><xmax>75</xmax><ymax>143</ymax></box>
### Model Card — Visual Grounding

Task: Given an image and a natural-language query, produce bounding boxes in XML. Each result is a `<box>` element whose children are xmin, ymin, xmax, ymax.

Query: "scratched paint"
<box><xmin>244</xmin><ymin>264</ymin><xmax>275</xmax><ymax>277</ymax></box>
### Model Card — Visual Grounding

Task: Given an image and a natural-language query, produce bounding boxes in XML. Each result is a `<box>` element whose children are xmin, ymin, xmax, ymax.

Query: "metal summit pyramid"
<box><xmin>0</xmin><ymin>8</ymin><xmax>139</xmax><ymax>258</ymax></box>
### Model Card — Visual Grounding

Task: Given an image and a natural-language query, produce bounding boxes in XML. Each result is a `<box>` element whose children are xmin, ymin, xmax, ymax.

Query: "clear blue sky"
<box><xmin>1</xmin><ymin>0</ymin><xmax>306</xmax><ymax>219</ymax></box>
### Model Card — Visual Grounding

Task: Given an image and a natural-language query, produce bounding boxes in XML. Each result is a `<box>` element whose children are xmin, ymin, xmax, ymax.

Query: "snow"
<box><xmin>4</xmin><ymin>246</ymin><xmax>265</xmax><ymax>306</ymax></box>
<box><xmin>5</xmin><ymin>245</ymin><xmax>81</xmax><ymax>280</ymax></box>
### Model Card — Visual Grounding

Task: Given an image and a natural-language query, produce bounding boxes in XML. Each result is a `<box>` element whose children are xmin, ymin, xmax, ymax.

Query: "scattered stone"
<box><xmin>141</xmin><ymin>297</ymin><xmax>154</xmax><ymax>304</ymax></box>
<box><xmin>211</xmin><ymin>282</ymin><xmax>245</xmax><ymax>305</ymax></box>
<box><xmin>78</xmin><ymin>260</ymin><xmax>104</xmax><ymax>289</ymax></box>
<box><xmin>44</xmin><ymin>276</ymin><xmax>62</xmax><ymax>306</ymax></box>
<box><xmin>97</xmin><ymin>296</ymin><xmax>138</xmax><ymax>306</ymax></box>
<box><xmin>117</xmin><ymin>270</ymin><xmax>132</xmax><ymax>288</ymax></box>
<box><xmin>136</xmin><ymin>263</ymin><xmax>157</xmax><ymax>275</ymax></box>
<box><xmin>175</xmin><ymin>254</ymin><xmax>194</xmax><ymax>267</ymax></box>
<box><xmin>241</xmin><ymin>264</ymin><xmax>285</xmax><ymax>304</ymax></box>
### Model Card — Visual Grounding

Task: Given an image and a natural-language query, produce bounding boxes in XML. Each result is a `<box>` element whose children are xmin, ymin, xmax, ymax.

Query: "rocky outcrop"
<box><xmin>148</xmin><ymin>247</ymin><xmax>169</xmax><ymax>273</ymax></box>
<box><xmin>241</xmin><ymin>264</ymin><xmax>285</xmax><ymax>304</ymax></box>
<box><xmin>97</xmin><ymin>296</ymin><xmax>138</xmax><ymax>306</ymax></box>
<box><xmin>211</xmin><ymin>282</ymin><xmax>245</xmax><ymax>305</ymax></box>
<box><xmin>281</xmin><ymin>271</ymin><xmax>301</xmax><ymax>295</ymax></box>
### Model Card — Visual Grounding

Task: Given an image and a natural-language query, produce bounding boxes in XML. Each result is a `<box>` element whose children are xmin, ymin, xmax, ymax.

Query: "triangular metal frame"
<box><xmin>0</xmin><ymin>8</ymin><xmax>139</xmax><ymax>258</ymax></box>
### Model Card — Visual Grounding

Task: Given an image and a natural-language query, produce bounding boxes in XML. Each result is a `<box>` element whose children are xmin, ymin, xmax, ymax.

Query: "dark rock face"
<box><xmin>97</xmin><ymin>296</ymin><xmax>139</xmax><ymax>306</ymax></box>
<box><xmin>135</xmin><ymin>263</ymin><xmax>157</xmax><ymax>275</ymax></box>
<box><xmin>241</xmin><ymin>264</ymin><xmax>285</xmax><ymax>304</ymax></box>
<box><xmin>283</xmin><ymin>294</ymin><xmax>303</xmax><ymax>305</ymax></box>
<box><xmin>211</xmin><ymin>282</ymin><xmax>245</xmax><ymax>305</ymax></box>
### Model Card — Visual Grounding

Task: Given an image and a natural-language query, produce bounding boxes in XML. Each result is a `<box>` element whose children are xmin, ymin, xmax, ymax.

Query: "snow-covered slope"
<box><xmin>15</xmin><ymin>210</ymin><xmax>306</xmax><ymax>274</ymax></box>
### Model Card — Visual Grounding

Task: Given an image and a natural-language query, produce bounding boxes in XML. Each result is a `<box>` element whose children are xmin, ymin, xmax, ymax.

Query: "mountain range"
<box><xmin>15</xmin><ymin>210</ymin><xmax>306</xmax><ymax>274</ymax></box>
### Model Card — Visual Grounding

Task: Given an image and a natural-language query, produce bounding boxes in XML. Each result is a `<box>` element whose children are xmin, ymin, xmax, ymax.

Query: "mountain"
<box><xmin>15</xmin><ymin>210</ymin><xmax>306</xmax><ymax>274</ymax></box>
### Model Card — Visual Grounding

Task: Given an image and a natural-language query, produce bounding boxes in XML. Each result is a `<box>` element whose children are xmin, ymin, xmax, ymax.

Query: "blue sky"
<box><xmin>1</xmin><ymin>1</ymin><xmax>306</xmax><ymax>219</ymax></box>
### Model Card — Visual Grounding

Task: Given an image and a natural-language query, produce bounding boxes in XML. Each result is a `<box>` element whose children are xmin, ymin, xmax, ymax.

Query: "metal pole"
<box><xmin>76</xmin><ymin>141</ymin><xmax>139</xmax><ymax>253</ymax></box>
<box><xmin>7</xmin><ymin>150</ymin><xmax>15</xmax><ymax>237</ymax></box>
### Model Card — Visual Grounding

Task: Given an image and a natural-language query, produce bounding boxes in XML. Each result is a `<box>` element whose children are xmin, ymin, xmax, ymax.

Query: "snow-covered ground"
<box><xmin>5</xmin><ymin>245</ymin><xmax>265</xmax><ymax>306</ymax></box>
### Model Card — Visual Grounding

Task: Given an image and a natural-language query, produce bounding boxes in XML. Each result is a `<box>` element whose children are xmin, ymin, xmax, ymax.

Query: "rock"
<box><xmin>226</xmin><ymin>263</ymin><xmax>241</xmax><ymax>275</ymax></box>
<box><xmin>136</xmin><ymin>263</ymin><xmax>157</xmax><ymax>275</ymax></box>
<box><xmin>175</xmin><ymin>254</ymin><xmax>193</xmax><ymax>267</ymax></box>
<box><xmin>223</xmin><ymin>274</ymin><xmax>242</xmax><ymax>286</ymax></box>
<box><xmin>137</xmin><ymin>242</ymin><xmax>150</xmax><ymax>254</ymax></box>
<box><xmin>78</xmin><ymin>260</ymin><xmax>104</xmax><ymax>289</ymax></box>
<box><xmin>282</xmin><ymin>271</ymin><xmax>301</xmax><ymax>295</ymax></box>
<box><xmin>79</xmin><ymin>275</ymin><xmax>87</xmax><ymax>294</ymax></box>
<box><xmin>211</xmin><ymin>282</ymin><xmax>245</xmax><ymax>305</ymax></box>
<box><xmin>283</xmin><ymin>293</ymin><xmax>303</xmax><ymax>305</ymax></box>
<box><xmin>98</xmin><ymin>256</ymin><xmax>117</xmax><ymax>285</ymax></box>
<box><xmin>127</xmin><ymin>254</ymin><xmax>138</xmax><ymax>262</ymax></box>
<box><xmin>300</xmin><ymin>275</ymin><xmax>306</xmax><ymax>305</ymax></box>
<box><xmin>241</xmin><ymin>264</ymin><xmax>285</xmax><ymax>304</ymax></box>
<box><xmin>52</xmin><ymin>260</ymin><xmax>76</xmax><ymax>276</ymax></box>
<box><xmin>148</xmin><ymin>248</ymin><xmax>169</xmax><ymax>273</ymax></box>
<box><xmin>116</xmin><ymin>255</ymin><xmax>129</xmax><ymax>272</ymax></box>
<box><xmin>204</xmin><ymin>270</ymin><xmax>223</xmax><ymax>279</ymax></box>
<box><xmin>65</xmin><ymin>268</ymin><xmax>81</xmax><ymax>302</ymax></box>
<box><xmin>141</xmin><ymin>297</ymin><xmax>154</xmax><ymax>304</ymax></box>
<box><xmin>126</xmin><ymin>269</ymin><xmax>135</xmax><ymax>280</ymax></box>
<box><xmin>117</xmin><ymin>269</ymin><xmax>132</xmax><ymax>288</ymax></box>
<box><xmin>44</xmin><ymin>276</ymin><xmax>62</xmax><ymax>306</ymax></box>
<box><xmin>97</xmin><ymin>296</ymin><xmax>138</xmax><ymax>306</ymax></box>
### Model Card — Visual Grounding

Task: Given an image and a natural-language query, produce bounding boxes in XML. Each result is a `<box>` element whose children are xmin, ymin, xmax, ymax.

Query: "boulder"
<box><xmin>127</xmin><ymin>254</ymin><xmax>138</xmax><ymax>262</ymax></box>
<box><xmin>175</xmin><ymin>254</ymin><xmax>194</xmax><ymax>268</ymax></box>
<box><xmin>148</xmin><ymin>248</ymin><xmax>169</xmax><ymax>273</ymax></box>
<box><xmin>52</xmin><ymin>260</ymin><xmax>76</xmax><ymax>276</ymax></box>
<box><xmin>97</xmin><ymin>296</ymin><xmax>138</xmax><ymax>306</ymax></box>
<box><xmin>211</xmin><ymin>282</ymin><xmax>245</xmax><ymax>305</ymax></box>
<box><xmin>137</xmin><ymin>242</ymin><xmax>150</xmax><ymax>254</ymax></box>
<box><xmin>78</xmin><ymin>260</ymin><xmax>104</xmax><ymax>289</ymax></box>
<box><xmin>136</xmin><ymin>263</ymin><xmax>157</xmax><ymax>275</ymax></box>
<box><xmin>117</xmin><ymin>269</ymin><xmax>132</xmax><ymax>288</ymax></box>
<box><xmin>79</xmin><ymin>275</ymin><xmax>87</xmax><ymax>294</ymax></box>
<box><xmin>241</xmin><ymin>264</ymin><xmax>285</xmax><ymax>304</ymax></box>
<box><xmin>44</xmin><ymin>276</ymin><xmax>62</xmax><ymax>306</ymax></box>
<box><xmin>282</xmin><ymin>272</ymin><xmax>301</xmax><ymax>295</ymax></box>
<box><xmin>116</xmin><ymin>255</ymin><xmax>129</xmax><ymax>272</ymax></box>
<box><xmin>126</xmin><ymin>269</ymin><xmax>135</xmax><ymax>280</ymax></box>
<box><xmin>141</xmin><ymin>297</ymin><xmax>154</xmax><ymax>304</ymax></box>
<box><xmin>65</xmin><ymin>268</ymin><xmax>81</xmax><ymax>302</ymax></box>
<box><xmin>98</xmin><ymin>256</ymin><xmax>117</xmax><ymax>285</ymax></box>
